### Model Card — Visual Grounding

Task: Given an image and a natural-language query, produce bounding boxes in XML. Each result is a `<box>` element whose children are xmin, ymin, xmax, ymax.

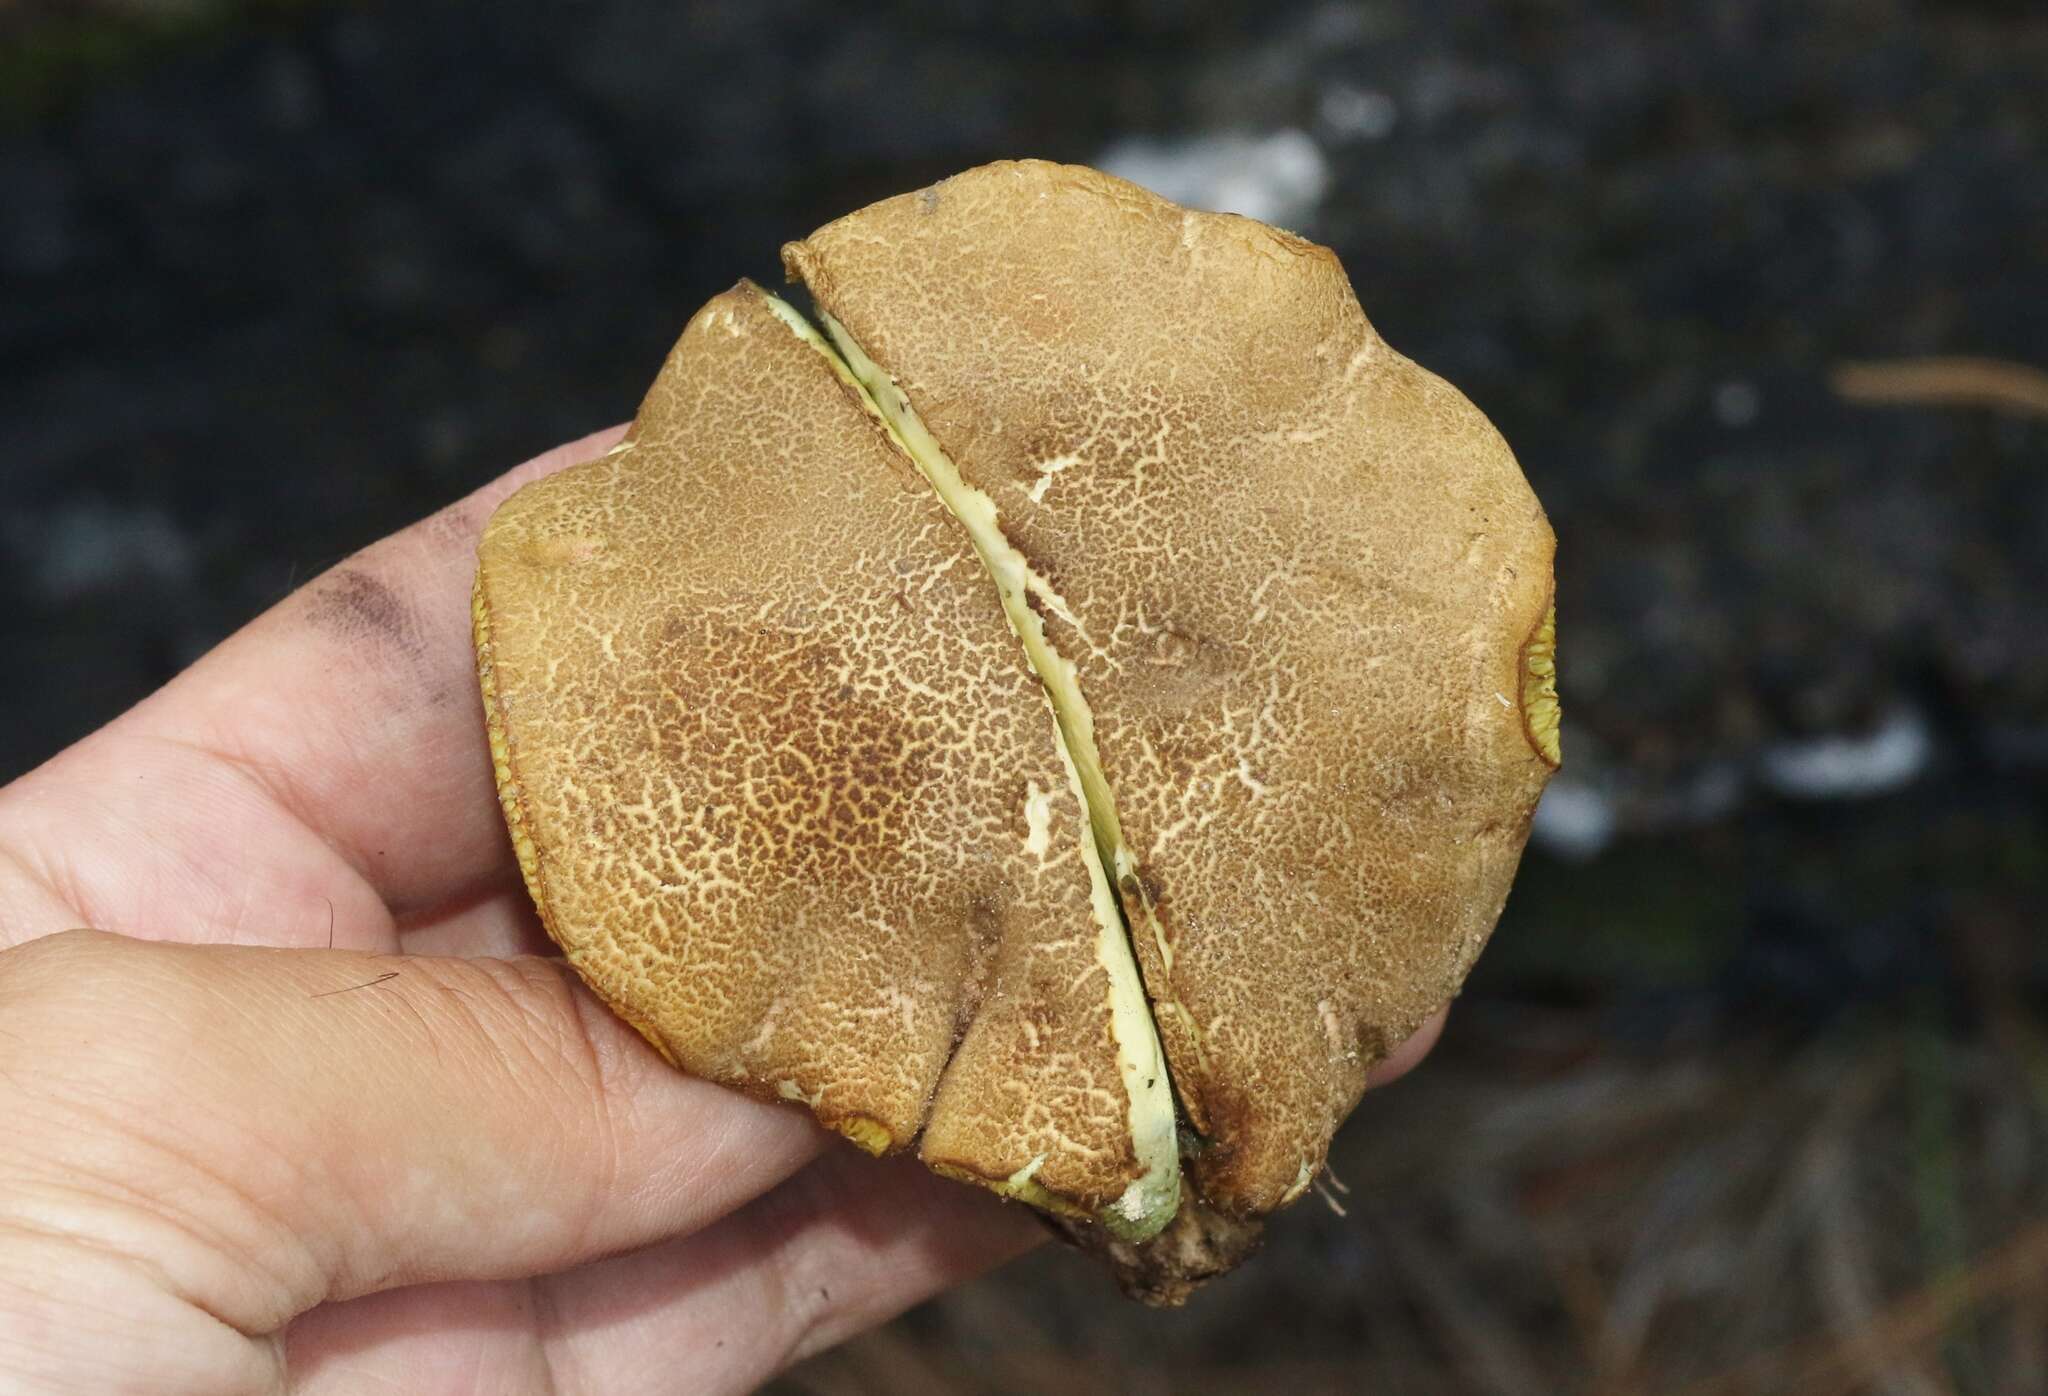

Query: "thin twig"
<box><xmin>1831</xmin><ymin>358</ymin><xmax>2048</xmax><ymax>416</ymax></box>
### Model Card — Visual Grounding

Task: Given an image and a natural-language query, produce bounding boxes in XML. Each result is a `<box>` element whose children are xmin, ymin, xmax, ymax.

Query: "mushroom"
<box><xmin>474</xmin><ymin>161</ymin><xmax>1558</xmax><ymax>1303</ymax></box>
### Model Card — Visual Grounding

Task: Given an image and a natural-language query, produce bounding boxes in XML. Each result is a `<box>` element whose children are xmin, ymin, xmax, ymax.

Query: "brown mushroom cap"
<box><xmin>783</xmin><ymin>160</ymin><xmax>1557</xmax><ymax>1216</ymax></box>
<box><xmin>477</xmin><ymin>161</ymin><xmax>1559</xmax><ymax>1300</ymax></box>
<box><xmin>474</xmin><ymin>282</ymin><xmax>1177</xmax><ymax>1226</ymax></box>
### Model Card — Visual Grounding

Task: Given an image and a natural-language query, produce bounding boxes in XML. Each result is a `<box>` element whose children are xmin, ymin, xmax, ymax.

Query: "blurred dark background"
<box><xmin>4</xmin><ymin>1</ymin><xmax>2046</xmax><ymax>1390</ymax></box>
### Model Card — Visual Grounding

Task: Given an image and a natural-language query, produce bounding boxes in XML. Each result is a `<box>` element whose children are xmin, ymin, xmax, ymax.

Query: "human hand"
<box><xmin>0</xmin><ymin>427</ymin><xmax>1443</xmax><ymax>1393</ymax></box>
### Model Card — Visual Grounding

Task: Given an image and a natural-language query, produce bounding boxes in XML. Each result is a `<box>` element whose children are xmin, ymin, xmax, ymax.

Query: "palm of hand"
<box><xmin>0</xmin><ymin>429</ymin><xmax>1039</xmax><ymax>1394</ymax></box>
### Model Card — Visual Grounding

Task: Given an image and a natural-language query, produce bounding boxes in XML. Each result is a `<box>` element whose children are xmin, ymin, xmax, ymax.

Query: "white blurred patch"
<box><xmin>1712</xmin><ymin>379</ymin><xmax>1761</xmax><ymax>428</ymax></box>
<box><xmin>1759</xmin><ymin>706</ymin><xmax>1931</xmax><ymax>800</ymax></box>
<box><xmin>1096</xmin><ymin>129</ymin><xmax>1330</xmax><ymax>228</ymax></box>
<box><xmin>1531</xmin><ymin>777</ymin><xmax>1617</xmax><ymax>862</ymax></box>
<box><xmin>1318</xmin><ymin>82</ymin><xmax>1398</xmax><ymax>142</ymax></box>
<box><xmin>12</xmin><ymin>501</ymin><xmax>195</xmax><ymax>602</ymax></box>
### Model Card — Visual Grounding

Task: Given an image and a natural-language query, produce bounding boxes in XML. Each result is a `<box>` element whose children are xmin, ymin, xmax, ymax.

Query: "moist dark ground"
<box><xmin>4</xmin><ymin>2</ymin><xmax>2046</xmax><ymax>1390</ymax></box>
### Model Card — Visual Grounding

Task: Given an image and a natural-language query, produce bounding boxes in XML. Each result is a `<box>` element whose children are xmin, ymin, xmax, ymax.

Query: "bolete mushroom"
<box><xmin>474</xmin><ymin>160</ymin><xmax>1558</xmax><ymax>1304</ymax></box>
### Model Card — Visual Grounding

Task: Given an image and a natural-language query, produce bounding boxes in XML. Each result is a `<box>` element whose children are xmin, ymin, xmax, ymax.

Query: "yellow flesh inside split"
<box><xmin>1522</xmin><ymin>603</ymin><xmax>1562</xmax><ymax>767</ymax></box>
<box><xmin>762</xmin><ymin>293</ymin><xmax>1181</xmax><ymax>1241</ymax></box>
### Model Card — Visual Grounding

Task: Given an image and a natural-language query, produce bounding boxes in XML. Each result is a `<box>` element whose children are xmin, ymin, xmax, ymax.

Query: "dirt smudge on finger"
<box><xmin>299</xmin><ymin>564</ymin><xmax>446</xmax><ymax>704</ymax></box>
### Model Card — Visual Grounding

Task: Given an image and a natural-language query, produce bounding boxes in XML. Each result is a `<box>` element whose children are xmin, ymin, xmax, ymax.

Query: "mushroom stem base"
<box><xmin>1042</xmin><ymin>1191</ymin><xmax>1266</xmax><ymax>1307</ymax></box>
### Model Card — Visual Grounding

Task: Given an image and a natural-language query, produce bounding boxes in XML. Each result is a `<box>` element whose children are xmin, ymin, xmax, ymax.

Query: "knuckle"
<box><xmin>0</xmin><ymin>930</ymin><xmax>187</xmax><ymax>1080</ymax></box>
<box><xmin>1</xmin><ymin>926</ymin><xmax>126</xmax><ymax>995</ymax></box>
<box><xmin>426</xmin><ymin>955</ymin><xmax>602</xmax><ymax>1093</ymax></box>
<box><xmin>418</xmin><ymin>955</ymin><xmax>632</xmax><ymax>1250</ymax></box>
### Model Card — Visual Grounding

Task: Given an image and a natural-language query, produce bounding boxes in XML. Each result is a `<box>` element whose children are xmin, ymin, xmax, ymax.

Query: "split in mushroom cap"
<box><xmin>784</xmin><ymin>160</ymin><xmax>1557</xmax><ymax>1215</ymax></box>
<box><xmin>474</xmin><ymin>282</ymin><xmax>1179</xmax><ymax>1233</ymax></box>
<box><xmin>476</xmin><ymin>162</ymin><xmax>1560</xmax><ymax>1297</ymax></box>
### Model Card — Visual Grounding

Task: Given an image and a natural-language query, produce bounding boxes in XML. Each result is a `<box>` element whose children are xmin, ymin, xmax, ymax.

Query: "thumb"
<box><xmin>0</xmin><ymin>930</ymin><xmax>823</xmax><ymax>1336</ymax></box>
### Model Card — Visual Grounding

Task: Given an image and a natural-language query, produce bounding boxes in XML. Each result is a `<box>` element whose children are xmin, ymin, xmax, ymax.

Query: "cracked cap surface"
<box><xmin>476</xmin><ymin>160</ymin><xmax>1558</xmax><ymax>1290</ymax></box>
<box><xmin>784</xmin><ymin>159</ymin><xmax>1557</xmax><ymax>1215</ymax></box>
<box><xmin>474</xmin><ymin>282</ymin><xmax>1163</xmax><ymax>1221</ymax></box>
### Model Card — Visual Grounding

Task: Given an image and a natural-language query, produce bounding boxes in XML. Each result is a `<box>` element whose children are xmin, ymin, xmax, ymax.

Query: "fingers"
<box><xmin>279</xmin><ymin>1017</ymin><xmax>1447</xmax><ymax>1396</ymax></box>
<box><xmin>0</xmin><ymin>929</ymin><xmax>820</xmax><ymax>1343</ymax></box>
<box><xmin>285</xmin><ymin>1153</ymin><xmax>1045</xmax><ymax>1396</ymax></box>
<box><xmin>0</xmin><ymin>930</ymin><xmax>1446</xmax><ymax>1392</ymax></box>
<box><xmin>395</xmin><ymin>884</ymin><xmax>556</xmax><ymax>960</ymax></box>
<box><xmin>0</xmin><ymin>426</ymin><xmax>625</xmax><ymax>950</ymax></box>
<box><xmin>1366</xmin><ymin>1006</ymin><xmax>1448</xmax><ymax>1089</ymax></box>
<box><xmin>540</xmin><ymin>1151</ymin><xmax>1045</xmax><ymax>1390</ymax></box>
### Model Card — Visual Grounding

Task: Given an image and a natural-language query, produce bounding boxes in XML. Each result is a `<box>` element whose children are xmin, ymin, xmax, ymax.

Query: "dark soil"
<box><xmin>4</xmin><ymin>1</ymin><xmax>2045</xmax><ymax>1388</ymax></box>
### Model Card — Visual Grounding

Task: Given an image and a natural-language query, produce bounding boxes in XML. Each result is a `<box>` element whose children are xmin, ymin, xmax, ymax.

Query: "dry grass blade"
<box><xmin>1367</xmin><ymin>1205</ymin><xmax>1551</xmax><ymax>1396</ymax></box>
<box><xmin>1830</xmin><ymin>358</ymin><xmax>2048</xmax><ymax>416</ymax></box>
<box><xmin>782</xmin><ymin>1016</ymin><xmax>2048</xmax><ymax>1395</ymax></box>
<box><xmin>1808</xmin><ymin>1130</ymin><xmax>1950</xmax><ymax>1396</ymax></box>
<box><xmin>1677</xmin><ymin>1219</ymin><xmax>2048</xmax><ymax>1396</ymax></box>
